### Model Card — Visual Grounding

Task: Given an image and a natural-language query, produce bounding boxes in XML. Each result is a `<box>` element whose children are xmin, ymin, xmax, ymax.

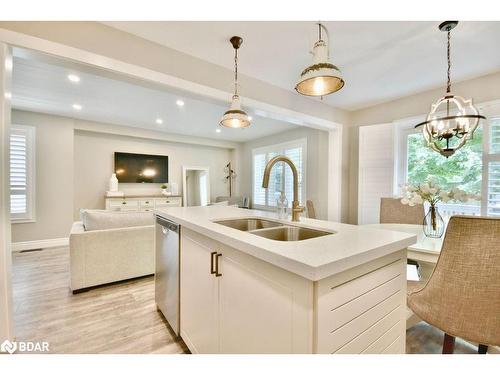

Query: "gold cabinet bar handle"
<box><xmin>210</xmin><ymin>251</ymin><xmax>217</xmax><ymax>275</ymax></box>
<box><xmin>215</xmin><ymin>253</ymin><xmax>222</xmax><ymax>277</ymax></box>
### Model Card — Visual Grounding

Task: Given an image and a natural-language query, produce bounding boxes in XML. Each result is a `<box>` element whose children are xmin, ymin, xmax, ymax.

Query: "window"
<box><xmin>252</xmin><ymin>139</ymin><xmax>306</xmax><ymax>209</ymax></box>
<box><xmin>400</xmin><ymin>110</ymin><xmax>500</xmax><ymax>217</ymax></box>
<box><xmin>10</xmin><ymin>125</ymin><xmax>35</xmax><ymax>221</ymax></box>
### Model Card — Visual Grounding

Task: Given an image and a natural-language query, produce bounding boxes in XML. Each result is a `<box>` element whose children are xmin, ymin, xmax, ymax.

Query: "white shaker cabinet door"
<box><xmin>180</xmin><ymin>233</ymin><xmax>219</xmax><ymax>353</ymax></box>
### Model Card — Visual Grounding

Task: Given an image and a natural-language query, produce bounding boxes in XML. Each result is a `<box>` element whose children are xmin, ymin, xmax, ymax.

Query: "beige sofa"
<box><xmin>69</xmin><ymin>210</ymin><xmax>155</xmax><ymax>292</ymax></box>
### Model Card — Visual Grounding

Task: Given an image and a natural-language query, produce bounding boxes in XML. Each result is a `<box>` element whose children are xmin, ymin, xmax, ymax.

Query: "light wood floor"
<box><xmin>12</xmin><ymin>247</ymin><xmax>188</xmax><ymax>354</ymax></box>
<box><xmin>12</xmin><ymin>247</ymin><xmax>477</xmax><ymax>354</ymax></box>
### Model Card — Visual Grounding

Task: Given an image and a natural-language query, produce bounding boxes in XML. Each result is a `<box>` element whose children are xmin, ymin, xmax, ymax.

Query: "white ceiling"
<box><xmin>11</xmin><ymin>49</ymin><xmax>298</xmax><ymax>143</ymax></box>
<box><xmin>103</xmin><ymin>21</ymin><xmax>500</xmax><ymax>110</ymax></box>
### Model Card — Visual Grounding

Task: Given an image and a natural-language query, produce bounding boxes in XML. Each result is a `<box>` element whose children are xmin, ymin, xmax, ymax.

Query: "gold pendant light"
<box><xmin>415</xmin><ymin>21</ymin><xmax>485</xmax><ymax>158</ymax></box>
<box><xmin>220</xmin><ymin>36</ymin><xmax>251</xmax><ymax>128</ymax></box>
<box><xmin>295</xmin><ymin>23</ymin><xmax>344</xmax><ymax>97</ymax></box>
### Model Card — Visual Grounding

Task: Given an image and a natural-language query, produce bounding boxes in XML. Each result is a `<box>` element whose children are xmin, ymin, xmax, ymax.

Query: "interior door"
<box><xmin>180</xmin><ymin>233</ymin><xmax>219</xmax><ymax>353</ymax></box>
<box><xmin>218</xmin><ymin>246</ymin><xmax>294</xmax><ymax>353</ymax></box>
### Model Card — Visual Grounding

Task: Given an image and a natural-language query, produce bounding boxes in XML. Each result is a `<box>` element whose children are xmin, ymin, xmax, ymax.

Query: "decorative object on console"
<box><xmin>220</xmin><ymin>36</ymin><xmax>251</xmax><ymax>128</ymax></box>
<box><xmin>400</xmin><ymin>179</ymin><xmax>480</xmax><ymax>238</ymax></box>
<box><xmin>160</xmin><ymin>183</ymin><xmax>171</xmax><ymax>196</ymax></box>
<box><xmin>109</xmin><ymin>173</ymin><xmax>118</xmax><ymax>191</ymax></box>
<box><xmin>106</xmin><ymin>173</ymin><xmax>124</xmax><ymax>197</ymax></box>
<box><xmin>224</xmin><ymin>162</ymin><xmax>237</xmax><ymax>196</ymax></box>
<box><xmin>295</xmin><ymin>22</ymin><xmax>344</xmax><ymax>98</ymax></box>
<box><xmin>415</xmin><ymin>21</ymin><xmax>486</xmax><ymax>158</ymax></box>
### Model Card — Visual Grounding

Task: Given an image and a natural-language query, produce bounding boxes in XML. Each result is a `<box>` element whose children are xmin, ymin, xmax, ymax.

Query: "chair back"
<box><xmin>408</xmin><ymin>216</ymin><xmax>500</xmax><ymax>346</ymax></box>
<box><xmin>379</xmin><ymin>197</ymin><xmax>424</xmax><ymax>224</ymax></box>
<box><xmin>306</xmin><ymin>200</ymin><xmax>316</xmax><ymax>219</ymax></box>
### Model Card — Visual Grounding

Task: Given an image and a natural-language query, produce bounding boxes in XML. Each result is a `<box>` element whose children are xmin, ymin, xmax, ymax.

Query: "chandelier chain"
<box><xmin>234</xmin><ymin>48</ymin><xmax>239</xmax><ymax>96</ymax></box>
<box><xmin>447</xmin><ymin>30</ymin><xmax>451</xmax><ymax>93</ymax></box>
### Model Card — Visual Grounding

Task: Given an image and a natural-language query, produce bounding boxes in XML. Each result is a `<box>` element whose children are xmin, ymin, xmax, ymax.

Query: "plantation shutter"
<box><xmin>487</xmin><ymin>117</ymin><xmax>500</xmax><ymax>216</ymax></box>
<box><xmin>252</xmin><ymin>153</ymin><xmax>267</xmax><ymax>206</ymax></box>
<box><xmin>252</xmin><ymin>139</ymin><xmax>306</xmax><ymax>209</ymax></box>
<box><xmin>358</xmin><ymin>123</ymin><xmax>395</xmax><ymax>224</ymax></box>
<box><xmin>284</xmin><ymin>147</ymin><xmax>303</xmax><ymax>207</ymax></box>
<box><xmin>10</xmin><ymin>125</ymin><xmax>34</xmax><ymax>220</ymax></box>
<box><xmin>10</xmin><ymin>128</ymin><xmax>28</xmax><ymax>215</ymax></box>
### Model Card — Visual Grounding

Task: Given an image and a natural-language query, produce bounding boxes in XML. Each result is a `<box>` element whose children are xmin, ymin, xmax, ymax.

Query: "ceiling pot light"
<box><xmin>156</xmin><ymin>118</ymin><xmax>163</xmax><ymax>124</ymax></box>
<box><xmin>216</xmin><ymin>129</ymin><xmax>221</xmax><ymax>133</ymax></box>
<box><xmin>67</xmin><ymin>74</ymin><xmax>80</xmax><ymax>83</ymax></box>
<box><xmin>220</xmin><ymin>36</ymin><xmax>251</xmax><ymax>129</ymax></box>
<box><xmin>72</xmin><ymin>103</ymin><xmax>82</xmax><ymax>111</ymax></box>
<box><xmin>176</xmin><ymin>99</ymin><xmax>185</xmax><ymax>107</ymax></box>
<box><xmin>415</xmin><ymin>21</ymin><xmax>485</xmax><ymax>158</ymax></box>
<box><xmin>295</xmin><ymin>23</ymin><xmax>344</xmax><ymax>97</ymax></box>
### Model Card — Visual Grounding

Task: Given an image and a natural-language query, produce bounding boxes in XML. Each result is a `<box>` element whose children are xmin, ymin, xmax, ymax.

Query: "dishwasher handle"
<box><xmin>156</xmin><ymin>216</ymin><xmax>179</xmax><ymax>233</ymax></box>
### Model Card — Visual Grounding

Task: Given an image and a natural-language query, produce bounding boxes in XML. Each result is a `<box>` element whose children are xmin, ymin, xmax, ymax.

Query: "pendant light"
<box><xmin>220</xmin><ymin>36</ymin><xmax>251</xmax><ymax>128</ymax></box>
<box><xmin>415</xmin><ymin>21</ymin><xmax>485</xmax><ymax>158</ymax></box>
<box><xmin>295</xmin><ymin>23</ymin><xmax>344</xmax><ymax>97</ymax></box>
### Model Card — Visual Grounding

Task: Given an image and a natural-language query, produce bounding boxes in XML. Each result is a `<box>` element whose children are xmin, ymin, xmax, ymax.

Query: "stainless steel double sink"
<box><xmin>213</xmin><ymin>218</ymin><xmax>334</xmax><ymax>242</ymax></box>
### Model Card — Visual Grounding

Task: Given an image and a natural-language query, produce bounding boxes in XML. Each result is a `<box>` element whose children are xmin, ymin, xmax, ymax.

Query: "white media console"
<box><xmin>105</xmin><ymin>195</ymin><xmax>182</xmax><ymax>212</ymax></box>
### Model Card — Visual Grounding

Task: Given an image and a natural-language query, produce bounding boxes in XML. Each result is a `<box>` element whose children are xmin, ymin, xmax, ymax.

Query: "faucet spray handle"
<box><xmin>291</xmin><ymin>201</ymin><xmax>305</xmax><ymax>221</ymax></box>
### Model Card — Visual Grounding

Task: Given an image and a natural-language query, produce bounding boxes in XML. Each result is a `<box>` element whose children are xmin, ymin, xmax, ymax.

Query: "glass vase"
<box><xmin>423</xmin><ymin>204</ymin><xmax>444</xmax><ymax>238</ymax></box>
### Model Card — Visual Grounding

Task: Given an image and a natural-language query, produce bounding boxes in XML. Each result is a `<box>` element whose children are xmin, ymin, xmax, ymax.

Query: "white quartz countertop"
<box><xmin>155</xmin><ymin>206</ymin><xmax>416</xmax><ymax>281</ymax></box>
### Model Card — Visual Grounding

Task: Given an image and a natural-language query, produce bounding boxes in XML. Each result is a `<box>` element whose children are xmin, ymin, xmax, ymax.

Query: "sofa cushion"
<box><xmin>80</xmin><ymin>209</ymin><xmax>154</xmax><ymax>231</ymax></box>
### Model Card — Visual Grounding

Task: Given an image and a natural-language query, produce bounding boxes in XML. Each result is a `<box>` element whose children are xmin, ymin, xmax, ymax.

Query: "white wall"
<box><xmin>74</xmin><ymin>129</ymin><xmax>232</xmax><ymax>217</ymax></box>
<box><xmin>239</xmin><ymin>126</ymin><xmax>330</xmax><ymax>220</ymax></box>
<box><xmin>11</xmin><ymin>110</ymin><xmax>74</xmax><ymax>243</ymax></box>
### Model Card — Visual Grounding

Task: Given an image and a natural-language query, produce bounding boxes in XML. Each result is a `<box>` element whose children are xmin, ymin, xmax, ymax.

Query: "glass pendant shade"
<box><xmin>220</xmin><ymin>95</ymin><xmax>251</xmax><ymax>128</ymax></box>
<box><xmin>295</xmin><ymin>28</ymin><xmax>344</xmax><ymax>97</ymax></box>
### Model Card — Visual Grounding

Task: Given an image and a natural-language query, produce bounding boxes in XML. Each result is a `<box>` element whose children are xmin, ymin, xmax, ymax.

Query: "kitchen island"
<box><xmin>155</xmin><ymin>206</ymin><xmax>416</xmax><ymax>354</ymax></box>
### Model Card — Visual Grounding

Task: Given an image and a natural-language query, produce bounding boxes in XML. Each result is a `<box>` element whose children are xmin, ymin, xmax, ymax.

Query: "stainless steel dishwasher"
<box><xmin>155</xmin><ymin>215</ymin><xmax>180</xmax><ymax>336</ymax></box>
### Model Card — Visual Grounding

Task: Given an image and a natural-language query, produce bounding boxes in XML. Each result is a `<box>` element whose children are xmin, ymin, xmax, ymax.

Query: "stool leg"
<box><xmin>478</xmin><ymin>344</ymin><xmax>488</xmax><ymax>354</ymax></box>
<box><xmin>442</xmin><ymin>333</ymin><xmax>455</xmax><ymax>354</ymax></box>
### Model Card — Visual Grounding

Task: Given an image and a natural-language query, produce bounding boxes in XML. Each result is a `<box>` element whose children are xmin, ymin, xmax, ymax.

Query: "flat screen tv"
<box><xmin>114</xmin><ymin>152</ymin><xmax>168</xmax><ymax>183</ymax></box>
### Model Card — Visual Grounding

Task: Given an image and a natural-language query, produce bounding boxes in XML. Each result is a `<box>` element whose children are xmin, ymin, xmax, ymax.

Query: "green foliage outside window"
<box><xmin>407</xmin><ymin>126</ymin><xmax>483</xmax><ymax>195</ymax></box>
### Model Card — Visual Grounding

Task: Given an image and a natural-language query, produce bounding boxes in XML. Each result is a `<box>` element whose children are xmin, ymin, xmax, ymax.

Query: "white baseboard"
<box><xmin>11</xmin><ymin>237</ymin><xmax>69</xmax><ymax>252</ymax></box>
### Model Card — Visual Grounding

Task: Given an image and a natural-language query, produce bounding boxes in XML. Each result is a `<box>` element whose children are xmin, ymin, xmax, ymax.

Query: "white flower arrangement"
<box><xmin>400</xmin><ymin>179</ymin><xmax>480</xmax><ymax>207</ymax></box>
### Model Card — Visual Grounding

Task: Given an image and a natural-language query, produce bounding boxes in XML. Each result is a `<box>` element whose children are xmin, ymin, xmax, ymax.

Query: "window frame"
<box><xmin>10</xmin><ymin>124</ymin><xmax>36</xmax><ymax>223</ymax></box>
<box><xmin>251</xmin><ymin>138</ymin><xmax>307</xmax><ymax>211</ymax></box>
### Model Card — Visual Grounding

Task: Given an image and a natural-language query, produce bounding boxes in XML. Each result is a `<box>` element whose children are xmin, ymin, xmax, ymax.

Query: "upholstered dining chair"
<box><xmin>306</xmin><ymin>200</ymin><xmax>316</xmax><ymax>219</ymax></box>
<box><xmin>379</xmin><ymin>197</ymin><xmax>424</xmax><ymax>224</ymax></box>
<box><xmin>407</xmin><ymin>216</ymin><xmax>500</xmax><ymax>354</ymax></box>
